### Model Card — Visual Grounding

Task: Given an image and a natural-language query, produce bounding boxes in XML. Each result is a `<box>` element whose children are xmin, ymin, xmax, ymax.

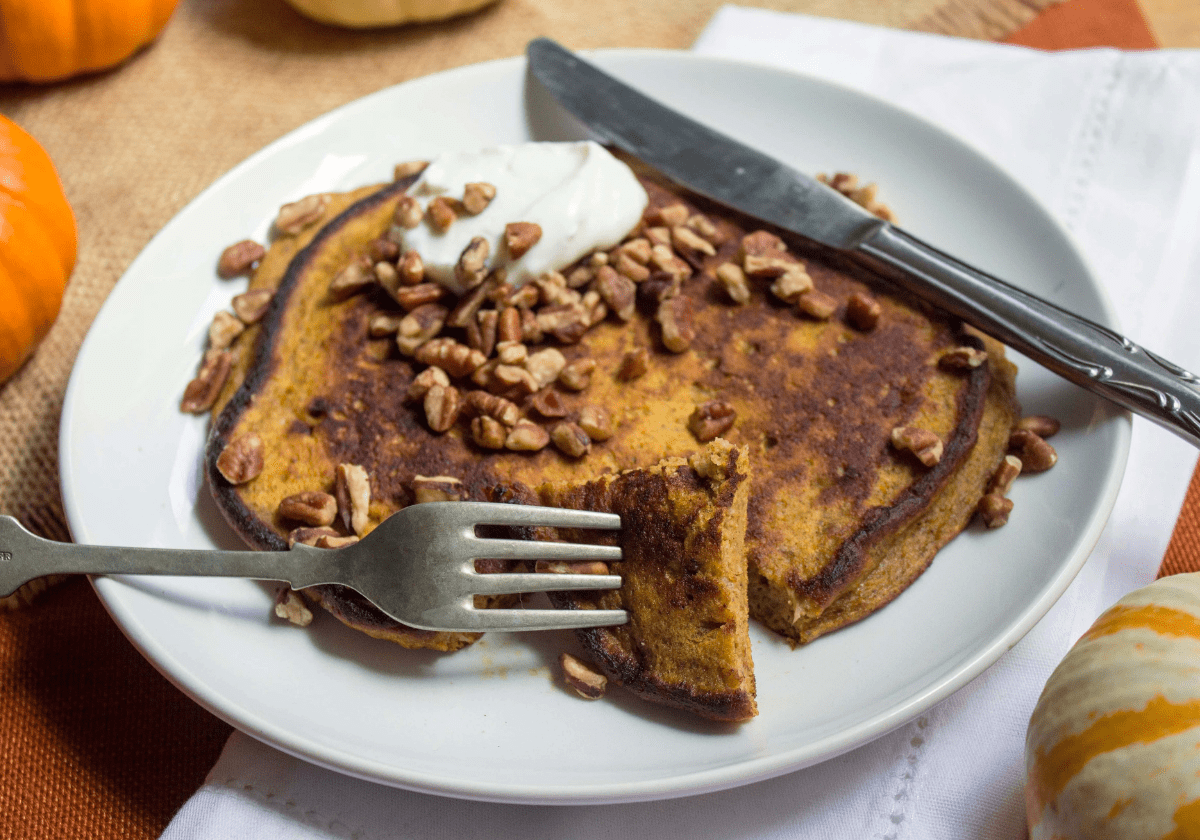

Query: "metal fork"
<box><xmin>0</xmin><ymin>504</ymin><xmax>626</xmax><ymax>632</ymax></box>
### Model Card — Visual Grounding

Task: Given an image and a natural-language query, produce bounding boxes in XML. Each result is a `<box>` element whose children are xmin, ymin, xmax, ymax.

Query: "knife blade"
<box><xmin>525</xmin><ymin>37</ymin><xmax>1200</xmax><ymax>449</ymax></box>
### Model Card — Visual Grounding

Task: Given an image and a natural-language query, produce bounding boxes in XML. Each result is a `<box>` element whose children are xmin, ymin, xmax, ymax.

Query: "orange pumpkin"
<box><xmin>1025</xmin><ymin>573</ymin><xmax>1200</xmax><ymax>839</ymax></box>
<box><xmin>0</xmin><ymin>0</ymin><xmax>178</xmax><ymax>83</ymax></box>
<box><xmin>0</xmin><ymin>115</ymin><xmax>76</xmax><ymax>384</ymax></box>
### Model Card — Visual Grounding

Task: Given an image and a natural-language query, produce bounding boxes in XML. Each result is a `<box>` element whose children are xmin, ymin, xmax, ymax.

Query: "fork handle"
<box><xmin>0</xmin><ymin>515</ymin><xmax>332</xmax><ymax>596</ymax></box>
<box><xmin>857</xmin><ymin>225</ymin><xmax>1200</xmax><ymax>448</ymax></box>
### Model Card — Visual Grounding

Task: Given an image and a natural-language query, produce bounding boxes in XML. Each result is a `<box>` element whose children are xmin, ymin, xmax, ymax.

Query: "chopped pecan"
<box><xmin>216</xmin><ymin>433</ymin><xmax>264</xmax><ymax>484</ymax></box>
<box><xmin>393</xmin><ymin>282</ymin><xmax>446</xmax><ymax>311</ymax></box>
<box><xmin>427</xmin><ymin>196</ymin><xmax>458</xmax><ymax>232</ymax></box>
<box><xmin>446</xmin><ymin>276</ymin><xmax>495</xmax><ymax>329</ymax></box>
<box><xmin>1009</xmin><ymin>429</ymin><xmax>1057</xmax><ymax>473</ymax></box>
<box><xmin>505</xmin><ymin>222</ymin><xmax>542</xmax><ymax>258</ymax></box>
<box><xmin>406</xmin><ymin>366</ymin><xmax>450</xmax><ymax>402</ymax></box>
<box><xmin>578</xmin><ymin>405</ymin><xmax>615</xmax><ymax>441</ymax></box>
<box><xmin>671</xmin><ymin>225</ymin><xmax>716</xmax><ymax>257</ymax></box>
<box><xmin>686</xmin><ymin>213</ymin><xmax>722</xmax><ymax>243</ymax></box>
<box><xmin>287</xmin><ymin>526</ymin><xmax>339</xmax><ymax>548</ymax></box>
<box><xmin>329</xmin><ymin>259</ymin><xmax>375</xmax><ymax>300</ymax></box>
<box><xmin>648</xmin><ymin>244</ymin><xmax>692</xmax><ymax>283</ymax></box>
<box><xmin>644</xmin><ymin>226</ymin><xmax>671</xmax><ymax>248</ymax></box>
<box><xmin>795</xmin><ymin>289</ymin><xmax>838</xmax><ymax>320</ymax></box>
<box><xmin>551</xmin><ymin>422</ymin><xmax>591</xmax><ymax>458</ymax></box>
<box><xmin>470</xmin><ymin>309</ymin><xmax>498</xmax><ymax>358</ymax></box>
<box><xmin>231</xmin><ymin>289</ymin><xmax>273</xmax><ymax>324</ymax></box>
<box><xmin>614</xmin><ymin>251</ymin><xmax>651</xmax><ymax>283</ymax></box>
<box><xmin>461</xmin><ymin>182</ymin><xmax>496</xmax><ymax>215</ymax></box>
<box><xmin>977</xmin><ymin>493</ymin><xmax>1014</xmax><ymax>529</ymax></box>
<box><xmin>559</xmin><ymin>359</ymin><xmax>596</xmax><ymax>391</ymax></box>
<box><xmin>616</xmin><ymin>347</ymin><xmax>649</xmax><ymax>381</ymax></box>
<box><xmin>656</xmin><ymin>295</ymin><xmax>696</xmax><ymax>353</ymax></box>
<box><xmin>316</xmin><ymin>535</ymin><xmax>360</xmax><ymax>549</ymax></box>
<box><xmin>394</xmin><ymin>195</ymin><xmax>424</xmax><ymax>229</ymax></box>
<box><xmin>986</xmin><ymin>454</ymin><xmax>1023</xmax><ymax>496</ymax></box>
<box><xmin>505</xmin><ymin>421</ymin><xmax>550</xmax><ymax>452</ymax></box>
<box><xmin>496</xmin><ymin>306</ymin><xmax>522</xmax><ymax>344</ymax></box>
<box><xmin>335</xmin><ymin>464</ymin><xmax>371</xmax><ymax>536</ymax></box>
<box><xmin>369</xmin><ymin>237</ymin><xmax>400</xmax><ymax>263</ymax></box>
<box><xmin>651</xmin><ymin>203</ymin><xmax>690</xmax><ymax>228</ymax></box>
<box><xmin>424</xmin><ymin>384</ymin><xmax>462</xmax><ymax>433</ymax></box>
<box><xmin>536</xmin><ymin>304</ymin><xmax>589</xmax><ymax>344</ymax></box>
<box><xmin>534</xmin><ymin>271</ymin><xmax>569</xmax><ymax>305</ymax></box>
<box><xmin>455</xmin><ymin>236</ymin><xmax>490</xmax><ymax>290</ymax></box>
<box><xmin>618</xmin><ymin>238</ymin><xmax>652</xmax><ymax>265</ymax></box>
<box><xmin>1017</xmin><ymin>415</ymin><xmax>1061</xmax><ymax>439</ymax></box>
<box><xmin>738</xmin><ymin>230</ymin><xmax>786</xmax><ymax>263</ymax></box>
<box><xmin>939</xmin><ymin>346</ymin><xmax>989</xmax><ymax>371</ymax></box>
<box><xmin>181</xmin><ymin>349</ymin><xmax>233</xmax><ymax>413</ymax></box>
<box><xmin>217</xmin><ymin>240</ymin><xmax>265</xmax><ymax>278</ymax></box>
<box><xmin>560</xmin><ymin>653</ymin><xmax>606</xmax><ymax>699</ymax></box>
<box><xmin>275</xmin><ymin>194</ymin><xmax>329</xmax><ymax>235</ymax></box>
<box><xmin>715</xmin><ymin>262</ymin><xmax>751</xmax><ymax>305</ymax></box>
<box><xmin>891</xmin><ymin>426</ymin><xmax>943</xmax><ymax>467</ymax></box>
<box><xmin>466</xmin><ymin>390</ymin><xmax>520</xmax><ymax>426</ymax></box>
<box><xmin>471</xmin><ymin>415</ymin><xmax>507</xmax><ymax>449</ymax></box>
<box><xmin>525</xmin><ymin>348</ymin><xmax>567</xmax><ymax>390</ymax></box>
<box><xmin>412</xmin><ymin>475</ymin><xmax>467</xmax><ymax>503</ymax></box>
<box><xmin>845</xmin><ymin>291</ymin><xmax>882</xmax><ymax>331</ymax></box>
<box><xmin>279</xmin><ymin>491</ymin><xmax>338</xmax><ymax>527</ymax></box>
<box><xmin>398</xmin><ymin>250</ymin><xmax>425</xmax><ymax>286</ymax></box>
<box><xmin>688</xmin><ymin>400</ymin><xmax>736</xmax><ymax>442</ymax></box>
<box><xmin>520</xmin><ymin>307</ymin><xmax>543</xmax><ymax>343</ymax></box>
<box><xmin>530</xmin><ymin>389</ymin><xmax>568</xmax><ymax>418</ymax></box>
<box><xmin>491</xmin><ymin>363</ymin><xmax>538</xmax><ymax>396</ymax></box>
<box><xmin>593</xmin><ymin>266</ymin><xmax>636</xmax><ymax>321</ymax></box>
<box><xmin>396</xmin><ymin>303</ymin><xmax>448</xmax><ymax>356</ymax></box>
<box><xmin>566</xmin><ymin>266</ymin><xmax>594</xmax><ymax>289</ymax></box>
<box><xmin>368</xmin><ymin>312</ymin><xmax>405</xmax><ymax>337</ymax></box>
<box><xmin>393</xmin><ymin>160</ymin><xmax>429</xmax><ymax>180</ymax></box>
<box><xmin>496</xmin><ymin>340</ymin><xmax>528</xmax><ymax>365</ymax></box>
<box><xmin>208</xmin><ymin>311</ymin><xmax>245</xmax><ymax>350</ymax></box>
<box><xmin>536</xmin><ymin>560</ymin><xmax>610</xmax><ymax>575</ymax></box>
<box><xmin>414</xmin><ymin>338</ymin><xmax>486</xmax><ymax>378</ymax></box>
<box><xmin>770</xmin><ymin>265</ymin><xmax>813</xmax><ymax>303</ymax></box>
<box><xmin>274</xmin><ymin>589</ymin><xmax>313</xmax><ymax>627</ymax></box>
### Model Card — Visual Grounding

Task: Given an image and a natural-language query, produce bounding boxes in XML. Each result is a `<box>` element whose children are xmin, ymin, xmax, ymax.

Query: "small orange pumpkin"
<box><xmin>0</xmin><ymin>115</ymin><xmax>76</xmax><ymax>384</ymax></box>
<box><xmin>0</xmin><ymin>0</ymin><xmax>179</xmax><ymax>83</ymax></box>
<box><xmin>1025</xmin><ymin>573</ymin><xmax>1200</xmax><ymax>839</ymax></box>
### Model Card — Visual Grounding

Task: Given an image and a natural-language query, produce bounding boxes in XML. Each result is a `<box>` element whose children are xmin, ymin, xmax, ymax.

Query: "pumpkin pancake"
<box><xmin>537</xmin><ymin>439</ymin><xmax>755</xmax><ymax>722</ymax></box>
<box><xmin>202</xmin><ymin>161</ymin><xmax>1018</xmax><ymax>657</ymax></box>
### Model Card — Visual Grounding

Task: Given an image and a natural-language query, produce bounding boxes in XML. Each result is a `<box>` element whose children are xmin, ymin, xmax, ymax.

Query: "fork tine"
<box><xmin>449</xmin><ymin>608</ymin><xmax>628</xmax><ymax>632</ymax></box>
<box><xmin>469</xmin><ymin>572</ymin><xmax>621</xmax><ymax>596</ymax></box>
<box><xmin>470</xmin><ymin>538</ymin><xmax>622</xmax><ymax>563</ymax></box>
<box><xmin>443</xmin><ymin>502</ymin><xmax>621</xmax><ymax>531</ymax></box>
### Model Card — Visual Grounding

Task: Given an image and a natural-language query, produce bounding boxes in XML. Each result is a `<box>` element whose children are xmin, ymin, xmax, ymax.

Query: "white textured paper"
<box><xmin>163</xmin><ymin>9</ymin><xmax>1200</xmax><ymax>838</ymax></box>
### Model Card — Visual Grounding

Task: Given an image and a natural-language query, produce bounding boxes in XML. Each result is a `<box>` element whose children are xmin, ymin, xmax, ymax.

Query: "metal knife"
<box><xmin>526</xmin><ymin>37</ymin><xmax>1200</xmax><ymax>448</ymax></box>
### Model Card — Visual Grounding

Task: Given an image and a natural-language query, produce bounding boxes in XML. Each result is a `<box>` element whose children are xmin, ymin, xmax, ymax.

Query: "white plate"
<box><xmin>60</xmin><ymin>51</ymin><xmax>1129</xmax><ymax>805</ymax></box>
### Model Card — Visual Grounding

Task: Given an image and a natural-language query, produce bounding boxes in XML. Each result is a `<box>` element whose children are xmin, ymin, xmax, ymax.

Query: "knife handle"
<box><xmin>856</xmin><ymin>225</ymin><xmax>1200</xmax><ymax>448</ymax></box>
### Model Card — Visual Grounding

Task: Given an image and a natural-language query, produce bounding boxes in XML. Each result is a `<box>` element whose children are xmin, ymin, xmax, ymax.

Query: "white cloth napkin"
<box><xmin>162</xmin><ymin>8</ymin><xmax>1200</xmax><ymax>838</ymax></box>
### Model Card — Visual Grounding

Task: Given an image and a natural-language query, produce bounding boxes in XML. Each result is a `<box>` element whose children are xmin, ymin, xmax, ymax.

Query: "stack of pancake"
<box><xmin>194</xmin><ymin>160</ymin><xmax>1019</xmax><ymax>722</ymax></box>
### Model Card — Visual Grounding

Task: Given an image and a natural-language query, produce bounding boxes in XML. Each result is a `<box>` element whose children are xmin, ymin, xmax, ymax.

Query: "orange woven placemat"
<box><xmin>0</xmin><ymin>0</ymin><xmax>1194</xmax><ymax>837</ymax></box>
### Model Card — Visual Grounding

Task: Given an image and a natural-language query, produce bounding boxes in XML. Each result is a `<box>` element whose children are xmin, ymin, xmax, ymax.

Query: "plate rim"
<box><xmin>60</xmin><ymin>47</ymin><xmax>1131</xmax><ymax>805</ymax></box>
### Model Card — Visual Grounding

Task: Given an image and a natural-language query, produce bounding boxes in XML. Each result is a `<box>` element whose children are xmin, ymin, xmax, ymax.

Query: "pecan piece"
<box><xmin>393</xmin><ymin>282</ymin><xmax>446</xmax><ymax>311</ymax></box>
<box><xmin>181</xmin><ymin>349</ymin><xmax>233</xmax><ymax>413</ymax></box>
<box><xmin>398</xmin><ymin>250</ymin><xmax>425</xmax><ymax>286</ymax></box>
<box><xmin>559</xmin><ymin>359</ymin><xmax>596</xmax><ymax>391</ymax></box>
<box><xmin>505</xmin><ymin>421</ymin><xmax>550</xmax><ymax>452</ymax></box>
<box><xmin>231</xmin><ymin>289</ymin><xmax>273</xmax><ymax>324</ymax></box>
<box><xmin>396</xmin><ymin>303</ymin><xmax>448</xmax><ymax>356</ymax></box>
<box><xmin>455</xmin><ymin>236</ymin><xmax>490</xmax><ymax>290</ymax></box>
<box><xmin>578</xmin><ymin>405</ymin><xmax>615</xmax><ymax>441</ymax></box>
<box><xmin>1009</xmin><ymin>429</ymin><xmax>1057</xmax><ymax>473</ymax></box>
<box><xmin>977</xmin><ymin>493</ymin><xmax>1014</xmax><ymax>529</ymax></box>
<box><xmin>986</xmin><ymin>454</ymin><xmax>1023</xmax><ymax>496</ymax></box>
<box><xmin>671</xmin><ymin>225</ymin><xmax>716</xmax><ymax>257</ymax></box>
<box><xmin>208</xmin><ymin>311</ymin><xmax>245</xmax><ymax>351</ymax></box>
<box><xmin>461</xmin><ymin>182</ymin><xmax>496</xmax><ymax>215</ymax></box>
<box><xmin>551</xmin><ymin>422</ymin><xmax>591</xmax><ymax>458</ymax></box>
<box><xmin>275</xmin><ymin>194</ymin><xmax>329</xmax><ymax>235</ymax></box>
<box><xmin>845</xmin><ymin>291</ymin><xmax>882</xmax><ymax>331</ymax></box>
<box><xmin>688</xmin><ymin>400</ymin><xmax>736</xmax><ymax>442</ymax></box>
<box><xmin>414</xmin><ymin>338</ymin><xmax>486</xmax><ymax>378</ymax></box>
<box><xmin>939</xmin><ymin>345</ymin><xmax>989</xmax><ymax>371</ymax></box>
<box><xmin>405</xmin><ymin>365</ymin><xmax>450</xmax><ymax>402</ymax></box>
<box><xmin>369</xmin><ymin>237</ymin><xmax>400</xmax><ymax>263</ymax></box>
<box><xmin>505</xmin><ymin>222</ymin><xmax>542</xmax><ymax>259</ymax></box>
<box><xmin>715</xmin><ymin>262</ymin><xmax>751</xmax><ymax>305</ymax></box>
<box><xmin>1017</xmin><ymin>415</ymin><xmax>1061</xmax><ymax>439</ymax></box>
<box><xmin>427</xmin><ymin>196</ymin><xmax>458</xmax><ymax>232</ymax></box>
<box><xmin>368</xmin><ymin>312</ymin><xmax>405</xmax><ymax>337</ymax></box>
<box><xmin>614</xmin><ymin>251</ymin><xmax>651</xmax><ymax>283</ymax></box>
<box><xmin>891</xmin><ymin>426</ymin><xmax>943</xmax><ymax>467</ymax></box>
<box><xmin>279</xmin><ymin>492</ymin><xmax>338</xmax><ymax>527</ymax></box>
<box><xmin>530</xmin><ymin>390</ymin><xmax>568</xmax><ymax>418</ymax></box>
<box><xmin>287</xmin><ymin>526</ymin><xmax>339</xmax><ymax>548</ymax></box>
<box><xmin>274</xmin><ymin>589</ymin><xmax>313</xmax><ymax>627</ymax></box>
<box><xmin>525</xmin><ymin>348</ymin><xmax>567</xmax><ymax>390</ymax></box>
<box><xmin>424</xmin><ymin>384</ymin><xmax>462</xmax><ymax>433</ymax></box>
<box><xmin>335</xmin><ymin>464</ymin><xmax>371</xmax><ymax>536</ymax></box>
<box><xmin>616</xmin><ymin>347</ymin><xmax>649</xmax><ymax>381</ymax></box>
<box><xmin>648</xmin><ymin>244</ymin><xmax>692</xmax><ymax>283</ymax></box>
<box><xmin>393</xmin><ymin>160</ymin><xmax>429</xmax><ymax>180</ymax></box>
<box><xmin>593</xmin><ymin>266</ymin><xmax>636</xmax><ymax>321</ymax></box>
<box><xmin>656</xmin><ymin>295</ymin><xmax>696</xmax><ymax>353</ymax></box>
<box><xmin>536</xmin><ymin>560</ymin><xmax>610</xmax><ymax>575</ymax></box>
<box><xmin>466</xmin><ymin>390</ymin><xmax>520</xmax><ymax>426</ymax></box>
<box><xmin>471</xmin><ymin>416</ymin><xmax>507</xmax><ymax>449</ymax></box>
<box><xmin>496</xmin><ymin>340</ymin><xmax>527</xmax><ymax>365</ymax></box>
<box><xmin>329</xmin><ymin>258</ymin><xmax>375</xmax><ymax>300</ymax></box>
<box><xmin>216</xmin><ymin>434</ymin><xmax>264</xmax><ymax>485</ymax></box>
<box><xmin>795</xmin><ymin>289</ymin><xmax>838</xmax><ymax>320</ymax></box>
<box><xmin>769</xmin><ymin>265</ymin><xmax>813</xmax><ymax>304</ymax></box>
<box><xmin>217</xmin><ymin>240</ymin><xmax>265</xmax><ymax>278</ymax></box>
<box><xmin>496</xmin><ymin>306</ymin><xmax>522</xmax><ymax>344</ymax></box>
<box><xmin>394</xmin><ymin>195</ymin><xmax>424</xmax><ymax>229</ymax></box>
<box><xmin>560</xmin><ymin>653</ymin><xmax>606</xmax><ymax>699</ymax></box>
<box><xmin>412</xmin><ymin>475</ymin><xmax>467</xmax><ymax>503</ymax></box>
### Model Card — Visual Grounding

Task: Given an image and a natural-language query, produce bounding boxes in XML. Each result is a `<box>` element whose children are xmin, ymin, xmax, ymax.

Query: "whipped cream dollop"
<box><xmin>393</xmin><ymin>142</ymin><xmax>648</xmax><ymax>294</ymax></box>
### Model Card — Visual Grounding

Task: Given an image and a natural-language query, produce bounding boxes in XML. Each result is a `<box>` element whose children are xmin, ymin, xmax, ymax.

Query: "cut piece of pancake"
<box><xmin>203</xmin><ymin>164</ymin><xmax>1019</xmax><ymax>655</ymax></box>
<box><xmin>537</xmin><ymin>439</ymin><xmax>755</xmax><ymax>722</ymax></box>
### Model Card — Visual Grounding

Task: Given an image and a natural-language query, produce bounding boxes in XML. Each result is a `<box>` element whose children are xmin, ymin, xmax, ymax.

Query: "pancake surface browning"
<box><xmin>204</xmin><ymin>165</ymin><xmax>1018</xmax><ymax>662</ymax></box>
<box><xmin>538</xmin><ymin>439</ymin><xmax>755</xmax><ymax>721</ymax></box>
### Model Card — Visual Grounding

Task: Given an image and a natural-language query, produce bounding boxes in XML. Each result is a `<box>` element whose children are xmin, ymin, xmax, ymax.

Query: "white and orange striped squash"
<box><xmin>1026</xmin><ymin>573</ymin><xmax>1200</xmax><ymax>839</ymax></box>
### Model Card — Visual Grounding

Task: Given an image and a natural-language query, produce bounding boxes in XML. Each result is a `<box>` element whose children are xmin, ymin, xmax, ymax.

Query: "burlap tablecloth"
<box><xmin>2</xmin><ymin>0</ymin><xmax>1196</xmax><ymax>836</ymax></box>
